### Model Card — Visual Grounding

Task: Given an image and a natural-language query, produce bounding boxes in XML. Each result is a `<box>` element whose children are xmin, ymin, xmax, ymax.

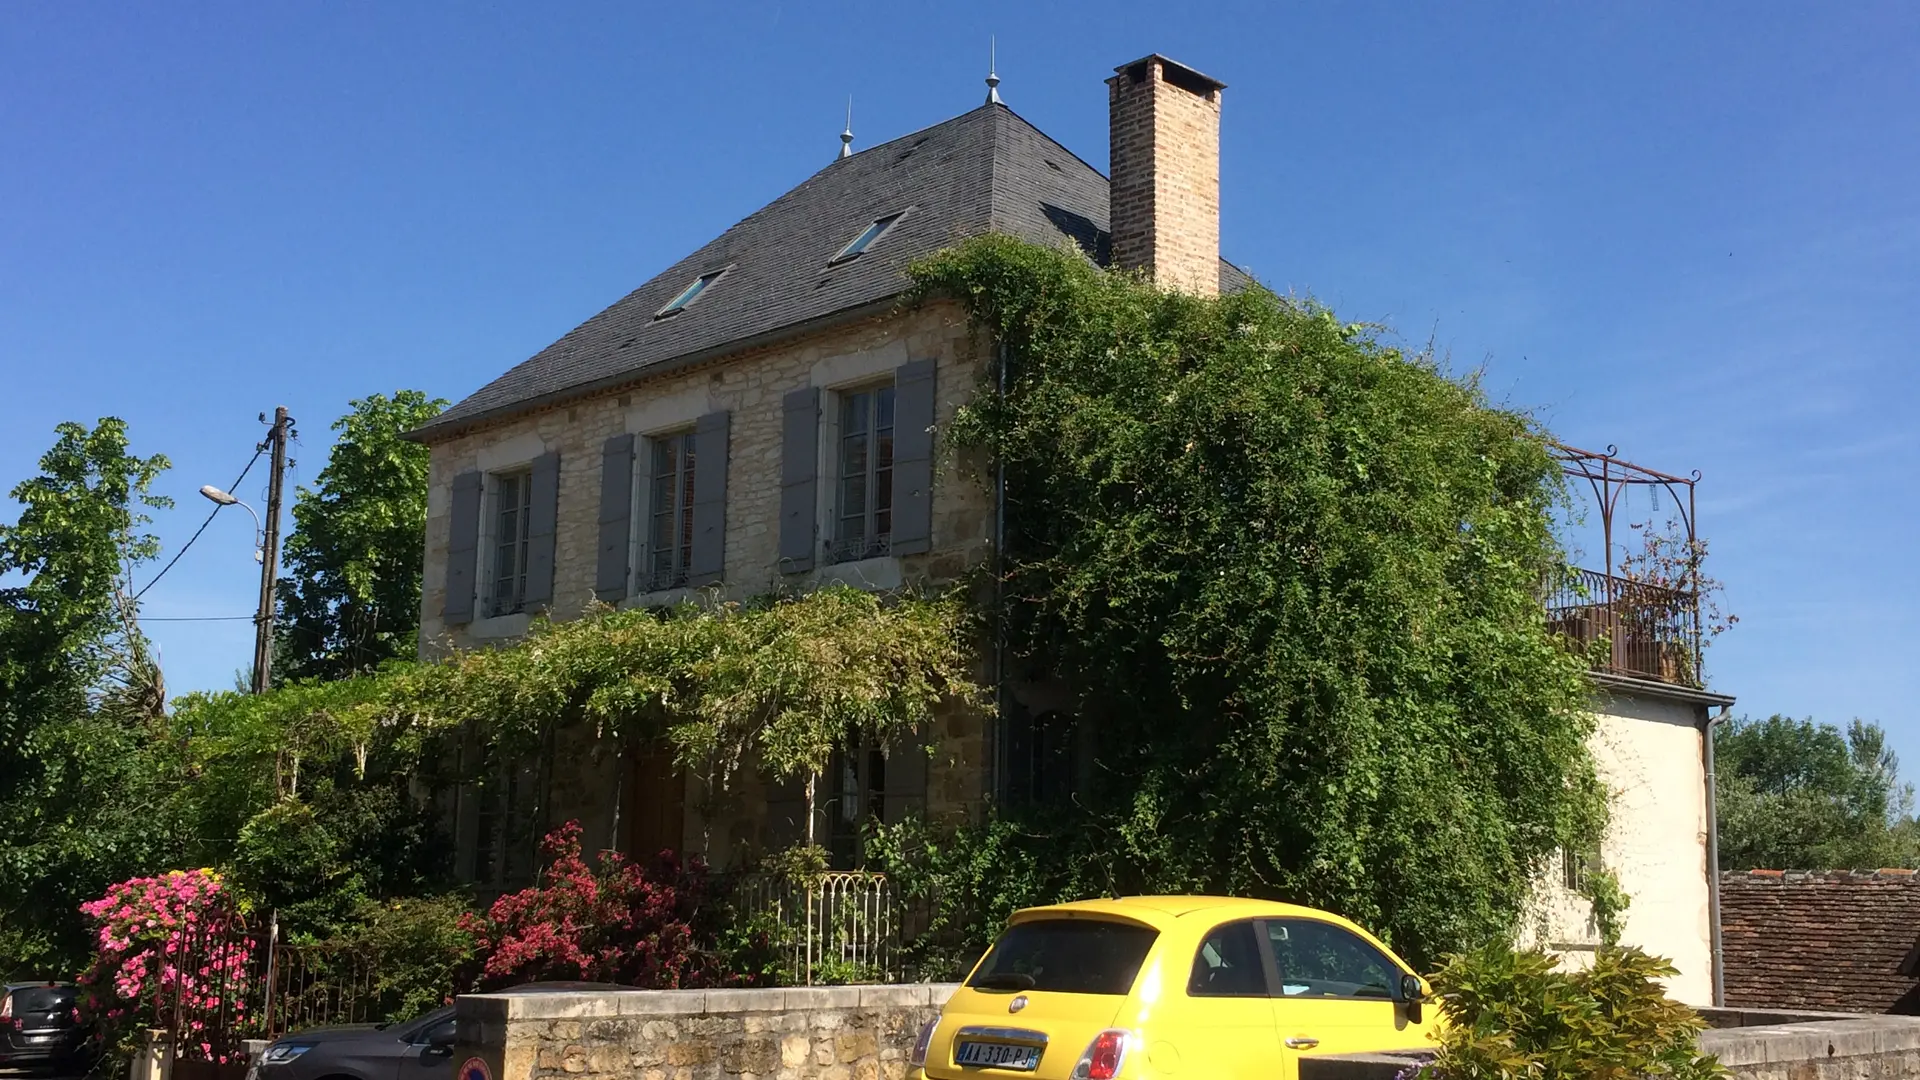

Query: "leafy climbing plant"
<box><xmin>899</xmin><ymin>235</ymin><xmax>1607</xmax><ymax>967</ymax></box>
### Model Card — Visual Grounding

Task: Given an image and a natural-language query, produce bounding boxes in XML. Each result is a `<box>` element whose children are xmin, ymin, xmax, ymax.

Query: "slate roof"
<box><xmin>416</xmin><ymin>102</ymin><xmax>1255</xmax><ymax>440</ymax></box>
<box><xmin>1721</xmin><ymin>869</ymin><xmax>1920</xmax><ymax>1014</ymax></box>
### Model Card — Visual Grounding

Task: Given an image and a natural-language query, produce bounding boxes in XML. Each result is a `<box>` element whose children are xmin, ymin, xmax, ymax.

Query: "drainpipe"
<box><xmin>1703</xmin><ymin>704</ymin><xmax>1730</xmax><ymax>1006</ymax></box>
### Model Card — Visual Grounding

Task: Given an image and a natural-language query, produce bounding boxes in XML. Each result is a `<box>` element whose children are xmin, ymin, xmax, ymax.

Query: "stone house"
<box><xmin>409</xmin><ymin>53</ymin><xmax>1734</xmax><ymax>1004</ymax></box>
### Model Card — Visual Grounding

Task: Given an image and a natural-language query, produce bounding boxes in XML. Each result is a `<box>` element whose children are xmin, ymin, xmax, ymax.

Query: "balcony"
<box><xmin>1547</xmin><ymin>567</ymin><xmax>1701</xmax><ymax>688</ymax></box>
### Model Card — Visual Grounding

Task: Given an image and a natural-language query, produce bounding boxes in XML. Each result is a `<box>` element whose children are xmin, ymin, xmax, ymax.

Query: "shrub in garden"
<box><xmin>1415</xmin><ymin>942</ymin><xmax>1721</xmax><ymax>1080</ymax></box>
<box><xmin>459</xmin><ymin>821</ymin><xmax>759</xmax><ymax>989</ymax></box>
<box><xmin>77</xmin><ymin>869</ymin><xmax>253</xmax><ymax>1061</ymax></box>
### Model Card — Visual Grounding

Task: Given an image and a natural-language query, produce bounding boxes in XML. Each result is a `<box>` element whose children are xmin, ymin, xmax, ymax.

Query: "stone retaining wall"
<box><xmin>1298</xmin><ymin>1013</ymin><xmax>1920</xmax><ymax>1080</ymax></box>
<box><xmin>454</xmin><ymin>985</ymin><xmax>958</xmax><ymax>1080</ymax></box>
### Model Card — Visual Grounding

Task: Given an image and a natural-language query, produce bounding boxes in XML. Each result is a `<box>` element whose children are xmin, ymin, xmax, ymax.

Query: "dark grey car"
<box><xmin>0</xmin><ymin>983</ymin><xmax>87</xmax><ymax>1073</ymax></box>
<box><xmin>249</xmin><ymin>983</ymin><xmax>630</xmax><ymax>1080</ymax></box>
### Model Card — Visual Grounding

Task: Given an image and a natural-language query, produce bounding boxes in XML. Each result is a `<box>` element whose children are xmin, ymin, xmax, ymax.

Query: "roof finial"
<box><xmin>839</xmin><ymin>96</ymin><xmax>854</xmax><ymax>159</ymax></box>
<box><xmin>985</xmin><ymin>36</ymin><xmax>1001</xmax><ymax>104</ymax></box>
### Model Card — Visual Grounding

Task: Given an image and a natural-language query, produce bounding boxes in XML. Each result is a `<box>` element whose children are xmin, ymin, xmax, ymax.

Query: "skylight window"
<box><xmin>831</xmin><ymin>213</ymin><xmax>903</xmax><ymax>264</ymax></box>
<box><xmin>655</xmin><ymin>269</ymin><xmax>726</xmax><ymax>319</ymax></box>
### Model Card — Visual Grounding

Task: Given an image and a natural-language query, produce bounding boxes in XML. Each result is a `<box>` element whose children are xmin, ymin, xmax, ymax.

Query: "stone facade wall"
<box><xmin>454</xmin><ymin>985</ymin><xmax>957</xmax><ymax>1080</ymax></box>
<box><xmin>1107</xmin><ymin>56</ymin><xmax>1222</xmax><ymax>296</ymax></box>
<box><xmin>419</xmin><ymin>301</ymin><xmax>992</xmax><ymax>648</ymax></box>
<box><xmin>419</xmin><ymin>301</ymin><xmax>996</xmax><ymax>873</ymax></box>
<box><xmin>1515</xmin><ymin>681</ymin><xmax>1715</xmax><ymax>1005</ymax></box>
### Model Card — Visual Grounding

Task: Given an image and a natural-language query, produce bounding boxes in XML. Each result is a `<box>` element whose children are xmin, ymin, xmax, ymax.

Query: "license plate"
<box><xmin>26</xmin><ymin>1034</ymin><xmax>57</xmax><ymax>1043</ymax></box>
<box><xmin>954</xmin><ymin>1041</ymin><xmax>1042</xmax><ymax>1071</ymax></box>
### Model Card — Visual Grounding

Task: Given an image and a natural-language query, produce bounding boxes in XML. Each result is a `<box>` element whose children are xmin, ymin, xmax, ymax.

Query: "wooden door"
<box><xmin>625</xmin><ymin>745</ymin><xmax>685</xmax><ymax>865</ymax></box>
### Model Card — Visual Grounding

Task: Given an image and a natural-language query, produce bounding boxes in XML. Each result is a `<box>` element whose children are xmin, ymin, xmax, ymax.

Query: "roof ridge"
<box><xmin>827</xmin><ymin>102</ymin><xmax>1001</xmax><ymax>169</ymax></box>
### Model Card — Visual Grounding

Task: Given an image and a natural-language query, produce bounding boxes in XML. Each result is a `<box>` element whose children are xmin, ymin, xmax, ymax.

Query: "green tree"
<box><xmin>0</xmin><ymin>418</ymin><xmax>179</xmax><ymax>974</ymax></box>
<box><xmin>887</xmin><ymin>236</ymin><xmax>1604</xmax><ymax>967</ymax></box>
<box><xmin>276</xmin><ymin>391</ymin><xmax>446</xmax><ymax>682</ymax></box>
<box><xmin>0</xmin><ymin>419</ymin><xmax>169</xmax><ymax>751</ymax></box>
<box><xmin>1715</xmin><ymin>714</ymin><xmax>1918</xmax><ymax>870</ymax></box>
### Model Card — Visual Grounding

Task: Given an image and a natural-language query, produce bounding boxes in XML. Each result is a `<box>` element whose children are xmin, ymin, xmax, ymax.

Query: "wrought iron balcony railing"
<box><xmin>1546</xmin><ymin>567</ymin><xmax>1702</xmax><ymax>688</ymax></box>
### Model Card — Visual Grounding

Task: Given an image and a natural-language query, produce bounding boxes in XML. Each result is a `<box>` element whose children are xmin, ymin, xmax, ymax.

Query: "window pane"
<box><xmin>844</xmin><ymin>391</ymin><xmax>869</xmax><ymax>435</ymax></box>
<box><xmin>842</xmin><ymin>431</ymin><xmax>869</xmax><ymax>485</ymax></box>
<box><xmin>1265</xmin><ymin>919</ymin><xmax>1398</xmax><ymax>999</ymax></box>
<box><xmin>1190</xmin><ymin>921</ymin><xmax>1269</xmax><ymax>997</ymax></box>
<box><xmin>969</xmin><ymin>919</ymin><xmax>1159</xmax><ymax>996</ymax></box>
<box><xmin>877</xmin><ymin>385</ymin><xmax>895</xmax><ymax>430</ymax></box>
<box><xmin>840</xmin><ymin>473</ymin><xmax>867</xmax><ymax>522</ymax></box>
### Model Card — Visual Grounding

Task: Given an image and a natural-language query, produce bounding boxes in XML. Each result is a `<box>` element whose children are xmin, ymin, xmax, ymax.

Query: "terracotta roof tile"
<box><xmin>1721</xmin><ymin>870</ymin><xmax>1920</xmax><ymax>1014</ymax></box>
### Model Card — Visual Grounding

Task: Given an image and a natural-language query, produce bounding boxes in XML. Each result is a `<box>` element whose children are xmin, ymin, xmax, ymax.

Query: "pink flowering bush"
<box><xmin>460</xmin><ymin>821</ymin><xmax>759</xmax><ymax>989</ymax></box>
<box><xmin>78</xmin><ymin>869</ymin><xmax>254</xmax><ymax>1061</ymax></box>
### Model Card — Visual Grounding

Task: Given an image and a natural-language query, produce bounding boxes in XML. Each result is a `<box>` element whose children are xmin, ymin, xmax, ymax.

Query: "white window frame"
<box><xmin>483</xmin><ymin>466</ymin><xmax>534</xmax><ymax>618</ymax></box>
<box><xmin>827</xmin><ymin>379</ymin><xmax>897</xmax><ymax>565</ymax></box>
<box><xmin>634</xmin><ymin>427</ymin><xmax>699</xmax><ymax>595</ymax></box>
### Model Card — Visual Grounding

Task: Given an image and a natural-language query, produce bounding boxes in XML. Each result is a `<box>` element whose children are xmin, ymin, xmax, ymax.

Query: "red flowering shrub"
<box><xmin>77</xmin><ymin>869</ymin><xmax>253</xmax><ymax>1061</ymax></box>
<box><xmin>460</xmin><ymin>822</ymin><xmax>748</xmax><ymax>989</ymax></box>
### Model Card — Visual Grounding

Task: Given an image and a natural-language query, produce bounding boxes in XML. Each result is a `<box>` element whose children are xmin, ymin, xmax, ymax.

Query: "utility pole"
<box><xmin>252</xmin><ymin>406</ymin><xmax>293</xmax><ymax>694</ymax></box>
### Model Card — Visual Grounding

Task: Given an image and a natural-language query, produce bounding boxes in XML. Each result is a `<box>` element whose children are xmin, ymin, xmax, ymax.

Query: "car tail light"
<box><xmin>1071</xmin><ymin>1029</ymin><xmax>1130</xmax><ymax>1080</ymax></box>
<box><xmin>908</xmin><ymin>1018</ymin><xmax>938</xmax><ymax>1068</ymax></box>
<box><xmin>1</xmin><ymin>995</ymin><xmax>11</xmax><ymax>1020</ymax></box>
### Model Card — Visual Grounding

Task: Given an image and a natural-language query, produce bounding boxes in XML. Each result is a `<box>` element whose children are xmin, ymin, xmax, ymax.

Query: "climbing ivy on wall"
<box><xmin>888</xmin><ymin>236</ymin><xmax>1607</xmax><ymax>967</ymax></box>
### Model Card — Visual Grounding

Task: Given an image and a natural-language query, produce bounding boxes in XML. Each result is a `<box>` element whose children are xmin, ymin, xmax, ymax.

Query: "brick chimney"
<box><xmin>1107</xmin><ymin>54</ymin><xmax>1225</xmax><ymax>296</ymax></box>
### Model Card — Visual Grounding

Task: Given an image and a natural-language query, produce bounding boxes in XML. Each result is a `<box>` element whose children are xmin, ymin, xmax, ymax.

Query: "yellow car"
<box><xmin>909</xmin><ymin>896</ymin><xmax>1438</xmax><ymax>1080</ymax></box>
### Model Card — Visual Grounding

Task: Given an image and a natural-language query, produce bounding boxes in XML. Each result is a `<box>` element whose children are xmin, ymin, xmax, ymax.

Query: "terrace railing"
<box><xmin>1546</xmin><ymin>567</ymin><xmax>1701</xmax><ymax>687</ymax></box>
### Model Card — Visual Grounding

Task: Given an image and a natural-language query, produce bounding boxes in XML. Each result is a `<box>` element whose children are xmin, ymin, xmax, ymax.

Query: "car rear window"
<box><xmin>968</xmin><ymin>918</ymin><xmax>1159</xmax><ymax>996</ymax></box>
<box><xmin>9</xmin><ymin>987</ymin><xmax>75</xmax><ymax>1013</ymax></box>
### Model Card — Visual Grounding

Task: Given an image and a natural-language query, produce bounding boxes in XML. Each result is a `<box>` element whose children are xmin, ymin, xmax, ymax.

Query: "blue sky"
<box><xmin>4</xmin><ymin>4</ymin><xmax>1916</xmax><ymax>760</ymax></box>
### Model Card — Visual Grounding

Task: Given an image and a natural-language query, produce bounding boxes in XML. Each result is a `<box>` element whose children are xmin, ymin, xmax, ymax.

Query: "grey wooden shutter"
<box><xmin>523</xmin><ymin>451</ymin><xmax>561</xmax><ymax>608</ymax></box>
<box><xmin>891</xmin><ymin>358</ymin><xmax>937</xmax><ymax>555</ymax></box>
<box><xmin>883</xmin><ymin>733</ymin><xmax>930</xmax><ymax>825</ymax></box>
<box><xmin>595</xmin><ymin>434</ymin><xmax>634</xmax><ymax>601</ymax></box>
<box><xmin>688</xmin><ymin>410</ymin><xmax>730</xmax><ymax>586</ymax></box>
<box><xmin>778</xmin><ymin>387</ymin><xmax>819</xmax><ymax>572</ymax></box>
<box><xmin>443</xmin><ymin>470</ymin><xmax>482</xmax><ymax>625</ymax></box>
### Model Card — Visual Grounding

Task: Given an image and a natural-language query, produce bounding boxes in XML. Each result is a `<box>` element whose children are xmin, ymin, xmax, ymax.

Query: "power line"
<box><xmin>133</xmin><ymin>446</ymin><xmax>265</xmax><ymax>601</ymax></box>
<box><xmin>141</xmin><ymin>615</ymin><xmax>256</xmax><ymax>622</ymax></box>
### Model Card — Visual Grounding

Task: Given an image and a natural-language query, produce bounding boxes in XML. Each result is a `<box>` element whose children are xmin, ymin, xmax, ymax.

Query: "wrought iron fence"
<box><xmin>1546</xmin><ymin>567</ymin><xmax>1700</xmax><ymax>686</ymax></box>
<box><xmin>261</xmin><ymin>942</ymin><xmax>389</xmax><ymax>1036</ymax></box>
<box><xmin>727</xmin><ymin>871</ymin><xmax>897</xmax><ymax>985</ymax></box>
<box><xmin>125</xmin><ymin>894</ymin><xmax>264</xmax><ymax>1080</ymax></box>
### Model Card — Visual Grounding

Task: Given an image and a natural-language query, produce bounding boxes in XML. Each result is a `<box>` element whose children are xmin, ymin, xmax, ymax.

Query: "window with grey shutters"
<box><xmin>778</xmin><ymin>387</ymin><xmax>819</xmax><ymax>572</ymax></box>
<box><xmin>595</xmin><ymin>434</ymin><xmax>635</xmax><ymax>601</ymax></box>
<box><xmin>521</xmin><ymin>452</ymin><xmax>560</xmax><ymax>608</ymax></box>
<box><xmin>687</xmin><ymin>411</ymin><xmax>729</xmax><ymax>586</ymax></box>
<box><xmin>444</xmin><ymin>470</ymin><xmax>483</xmax><ymax>624</ymax></box>
<box><xmin>488</xmin><ymin>469</ymin><xmax>533</xmax><ymax>616</ymax></box>
<box><xmin>644</xmin><ymin>430</ymin><xmax>698</xmax><ymax>593</ymax></box>
<box><xmin>832</xmin><ymin>382</ymin><xmax>895</xmax><ymax>563</ymax></box>
<box><xmin>890</xmin><ymin>358</ymin><xmax>936</xmax><ymax>555</ymax></box>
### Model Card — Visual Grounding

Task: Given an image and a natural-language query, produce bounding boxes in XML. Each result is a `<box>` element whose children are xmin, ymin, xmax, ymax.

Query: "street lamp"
<box><xmin>198</xmin><ymin>407</ymin><xmax>293</xmax><ymax>696</ymax></box>
<box><xmin>200</xmin><ymin>478</ymin><xmax>274</xmax><ymax>692</ymax></box>
<box><xmin>199</xmin><ymin>485</ymin><xmax>264</xmax><ymax>564</ymax></box>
